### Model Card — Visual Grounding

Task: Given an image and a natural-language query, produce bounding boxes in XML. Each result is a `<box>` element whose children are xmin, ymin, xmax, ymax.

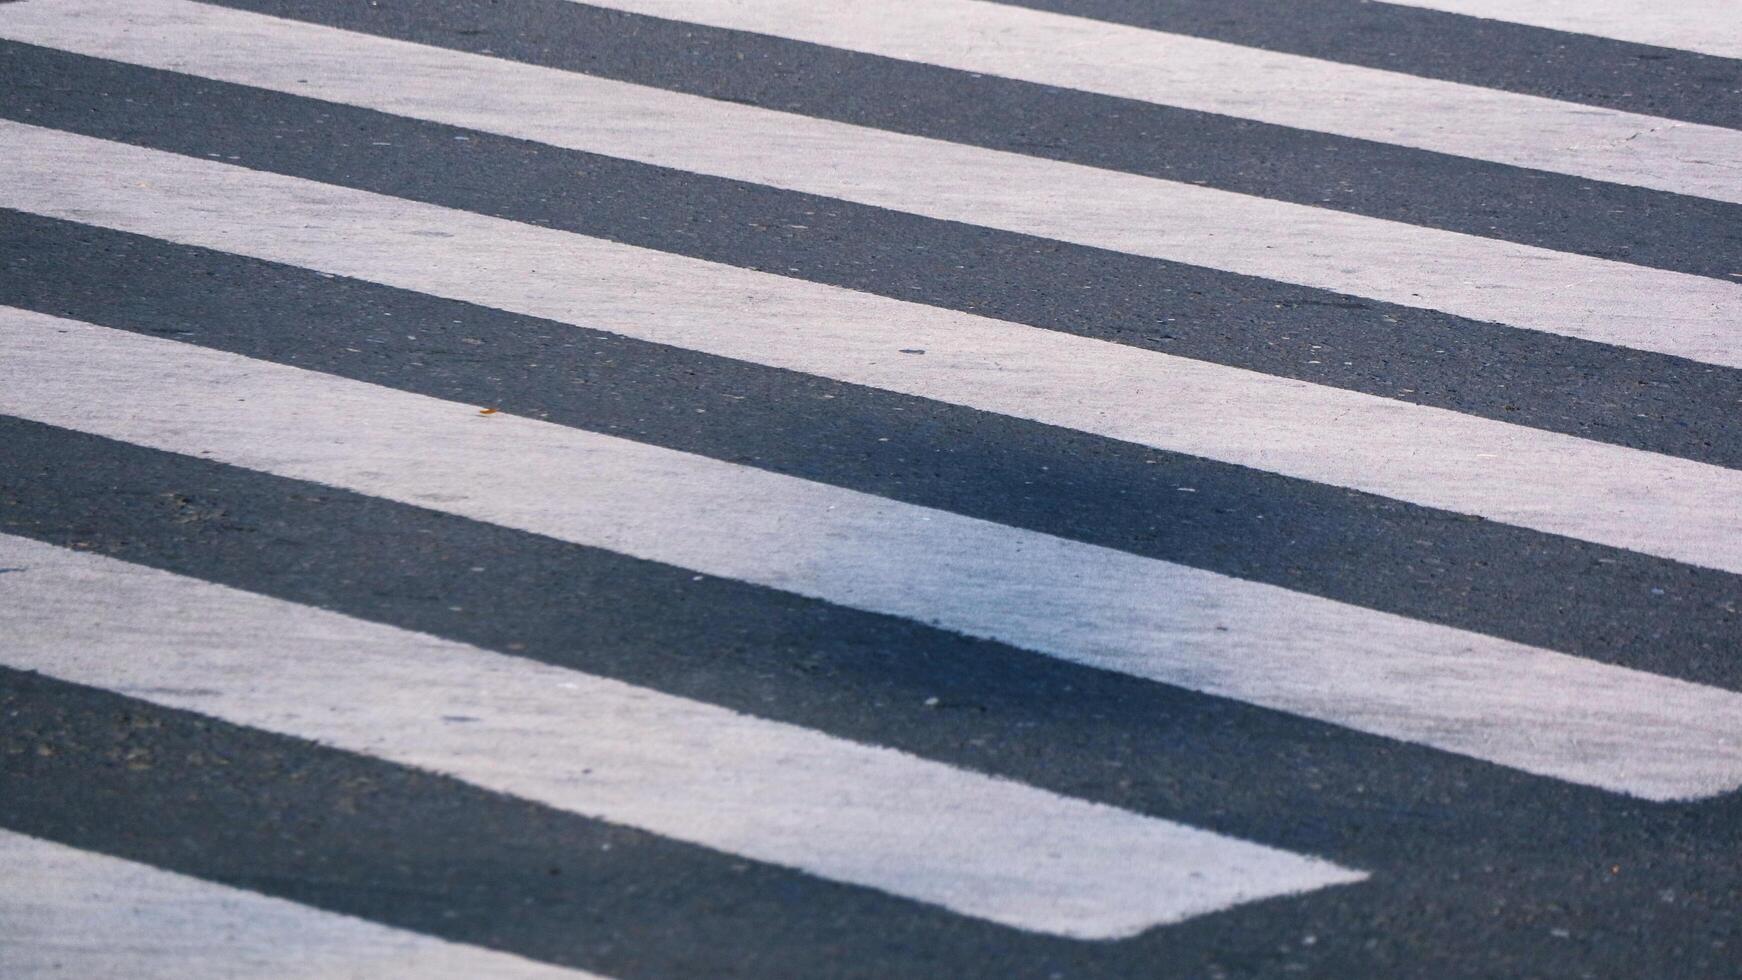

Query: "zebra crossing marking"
<box><xmin>2</xmin><ymin>0</ymin><xmax>1739</xmax><ymax>366</ymax></box>
<box><xmin>4</xmin><ymin>307</ymin><xmax>1741</xmax><ymax>800</ymax></box>
<box><xmin>570</xmin><ymin>0</ymin><xmax>1742</xmax><ymax>202</ymax></box>
<box><xmin>0</xmin><ymin>828</ymin><xmax>598</xmax><ymax>979</ymax></box>
<box><xmin>3</xmin><ymin>122</ymin><xmax>1739</xmax><ymax>575</ymax></box>
<box><xmin>1379</xmin><ymin>0</ymin><xmax>1742</xmax><ymax>59</ymax></box>
<box><xmin>0</xmin><ymin>532</ymin><xmax>1363</xmax><ymax>938</ymax></box>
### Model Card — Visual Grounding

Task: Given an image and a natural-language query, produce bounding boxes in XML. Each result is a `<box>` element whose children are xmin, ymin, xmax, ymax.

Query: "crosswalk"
<box><xmin>1378</xmin><ymin>0</ymin><xmax>1742</xmax><ymax>60</ymax></box>
<box><xmin>8</xmin><ymin>125</ymin><xmax>1739</xmax><ymax>569</ymax></box>
<box><xmin>0</xmin><ymin>533</ymin><xmax>1361</xmax><ymax>938</ymax></box>
<box><xmin>0</xmin><ymin>0</ymin><xmax>1737</xmax><ymax>976</ymax></box>
<box><xmin>10</xmin><ymin>0</ymin><xmax>1741</xmax><ymax>358</ymax></box>
<box><xmin>0</xmin><ymin>830</ymin><xmax>594</xmax><ymax>979</ymax></box>
<box><xmin>574</xmin><ymin>0</ymin><xmax>1742</xmax><ymax>201</ymax></box>
<box><xmin>7</xmin><ymin>304</ymin><xmax>1742</xmax><ymax>800</ymax></box>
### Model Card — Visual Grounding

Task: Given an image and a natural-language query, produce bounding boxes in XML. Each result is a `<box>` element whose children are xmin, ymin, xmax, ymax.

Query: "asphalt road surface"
<box><xmin>1</xmin><ymin>1</ymin><xmax>1739</xmax><ymax>977</ymax></box>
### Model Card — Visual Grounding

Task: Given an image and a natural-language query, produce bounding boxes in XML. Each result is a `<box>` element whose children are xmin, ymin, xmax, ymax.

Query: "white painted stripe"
<box><xmin>3</xmin><ymin>0</ymin><xmax>1740</xmax><ymax>369</ymax></box>
<box><xmin>1382</xmin><ymin>0</ymin><xmax>1742</xmax><ymax>60</ymax></box>
<box><xmin>577</xmin><ymin>0</ymin><xmax>1742</xmax><ymax>201</ymax></box>
<box><xmin>0</xmin><ymin>829</ymin><xmax>595</xmax><ymax>980</ymax></box>
<box><xmin>5</xmin><ymin>310</ymin><xmax>1742</xmax><ymax>801</ymax></box>
<box><xmin>0</xmin><ymin>534</ymin><xmax>1362</xmax><ymax>939</ymax></box>
<box><xmin>4</xmin><ymin>123</ymin><xmax>1740</xmax><ymax>577</ymax></box>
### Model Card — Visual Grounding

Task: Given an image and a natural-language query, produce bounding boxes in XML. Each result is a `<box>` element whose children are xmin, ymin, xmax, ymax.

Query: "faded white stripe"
<box><xmin>2</xmin><ymin>0</ymin><xmax>1740</xmax><ymax>368</ymax></box>
<box><xmin>0</xmin><ymin>829</ymin><xmax>597</xmax><ymax>980</ymax></box>
<box><xmin>4</xmin><ymin>309</ymin><xmax>1742</xmax><ymax>801</ymax></box>
<box><xmin>3</xmin><ymin>123</ymin><xmax>1739</xmax><ymax>576</ymax></box>
<box><xmin>578</xmin><ymin>0</ymin><xmax>1742</xmax><ymax>201</ymax></box>
<box><xmin>0</xmin><ymin>534</ymin><xmax>1360</xmax><ymax>939</ymax></box>
<box><xmin>1382</xmin><ymin>0</ymin><xmax>1742</xmax><ymax>60</ymax></box>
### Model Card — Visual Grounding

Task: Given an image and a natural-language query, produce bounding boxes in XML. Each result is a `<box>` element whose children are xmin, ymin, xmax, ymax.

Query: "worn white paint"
<box><xmin>0</xmin><ymin>534</ymin><xmax>1360</xmax><ymax>939</ymax></box>
<box><xmin>4</xmin><ymin>310</ymin><xmax>1742</xmax><ymax>800</ymax></box>
<box><xmin>1381</xmin><ymin>0</ymin><xmax>1742</xmax><ymax>60</ymax></box>
<box><xmin>3</xmin><ymin>0</ymin><xmax>1741</xmax><ymax>368</ymax></box>
<box><xmin>0</xmin><ymin>829</ymin><xmax>598</xmax><ymax>979</ymax></box>
<box><xmin>2</xmin><ymin>124</ymin><xmax>1739</xmax><ymax>575</ymax></box>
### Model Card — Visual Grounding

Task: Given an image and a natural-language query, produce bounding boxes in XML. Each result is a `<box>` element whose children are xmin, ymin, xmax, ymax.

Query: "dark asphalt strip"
<box><xmin>173</xmin><ymin>0</ymin><xmax>1742</xmax><ymax>280</ymax></box>
<box><xmin>995</xmin><ymin>0</ymin><xmax>1742</xmax><ymax>130</ymax></box>
<box><xmin>4</xmin><ymin>45</ymin><xmax>1740</xmax><ymax>474</ymax></box>
<box><xmin>4</xmin><ymin>217</ymin><xmax>1738</xmax><ymax>687</ymax></box>
<box><xmin>4</xmin><ymin>429</ymin><xmax>1741</xmax><ymax>979</ymax></box>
